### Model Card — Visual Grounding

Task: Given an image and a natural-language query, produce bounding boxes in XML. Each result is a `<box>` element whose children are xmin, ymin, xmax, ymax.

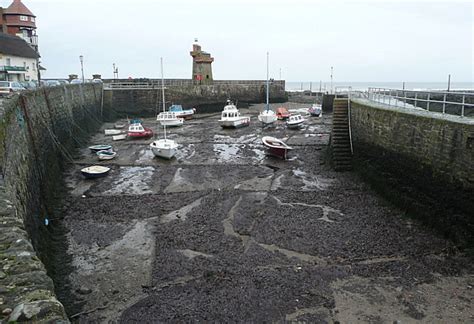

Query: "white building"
<box><xmin>0</xmin><ymin>32</ymin><xmax>39</xmax><ymax>82</ymax></box>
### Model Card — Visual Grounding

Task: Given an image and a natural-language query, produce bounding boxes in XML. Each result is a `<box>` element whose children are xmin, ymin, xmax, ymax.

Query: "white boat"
<box><xmin>114</xmin><ymin>122</ymin><xmax>126</xmax><ymax>129</ymax></box>
<box><xmin>286</xmin><ymin>114</ymin><xmax>305</xmax><ymax>129</ymax></box>
<box><xmin>258</xmin><ymin>52</ymin><xmax>277</xmax><ymax>125</ymax></box>
<box><xmin>150</xmin><ymin>58</ymin><xmax>179</xmax><ymax>160</ymax></box>
<box><xmin>309</xmin><ymin>104</ymin><xmax>322</xmax><ymax>117</ymax></box>
<box><xmin>262</xmin><ymin>136</ymin><xmax>293</xmax><ymax>159</ymax></box>
<box><xmin>104</xmin><ymin>129</ymin><xmax>123</xmax><ymax>136</ymax></box>
<box><xmin>112</xmin><ymin>134</ymin><xmax>127</xmax><ymax>141</ymax></box>
<box><xmin>219</xmin><ymin>101</ymin><xmax>251</xmax><ymax>128</ymax></box>
<box><xmin>150</xmin><ymin>139</ymin><xmax>178</xmax><ymax>160</ymax></box>
<box><xmin>157</xmin><ymin>111</ymin><xmax>184</xmax><ymax>127</ymax></box>
<box><xmin>81</xmin><ymin>165</ymin><xmax>111</xmax><ymax>179</ymax></box>
<box><xmin>97</xmin><ymin>150</ymin><xmax>117</xmax><ymax>160</ymax></box>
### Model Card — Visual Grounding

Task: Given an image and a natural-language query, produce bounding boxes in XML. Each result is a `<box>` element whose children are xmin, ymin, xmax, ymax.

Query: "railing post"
<box><xmin>404</xmin><ymin>91</ymin><xmax>406</xmax><ymax>108</ymax></box>
<box><xmin>461</xmin><ymin>95</ymin><xmax>465</xmax><ymax>117</ymax></box>
<box><xmin>427</xmin><ymin>93</ymin><xmax>430</xmax><ymax>111</ymax></box>
<box><xmin>443</xmin><ymin>94</ymin><xmax>446</xmax><ymax>114</ymax></box>
<box><xmin>388</xmin><ymin>89</ymin><xmax>392</xmax><ymax>106</ymax></box>
<box><xmin>414</xmin><ymin>92</ymin><xmax>418</xmax><ymax>108</ymax></box>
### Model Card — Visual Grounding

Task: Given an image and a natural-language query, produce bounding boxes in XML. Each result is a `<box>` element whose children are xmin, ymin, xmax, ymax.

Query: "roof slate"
<box><xmin>0</xmin><ymin>33</ymin><xmax>39</xmax><ymax>58</ymax></box>
<box><xmin>5</xmin><ymin>0</ymin><xmax>35</xmax><ymax>16</ymax></box>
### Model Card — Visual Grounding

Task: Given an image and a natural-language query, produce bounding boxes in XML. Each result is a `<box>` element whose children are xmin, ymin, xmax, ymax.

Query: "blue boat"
<box><xmin>89</xmin><ymin>144</ymin><xmax>112</xmax><ymax>153</ymax></box>
<box><xmin>169</xmin><ymin>105</ymin><xmax>196</xmax><ymax>119</ymax></box>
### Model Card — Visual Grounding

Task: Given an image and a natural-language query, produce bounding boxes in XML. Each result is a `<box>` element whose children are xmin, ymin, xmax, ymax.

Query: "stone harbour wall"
<box><xmin>103</xmin><ymin>83</ymin><xmax>287</xmax><ymax>118</ymax></box>
<box><xmin>350</xmin><ymin>98</ymin><xmax>474</xmax><ymax>189</ymax></box>
<box><xmin>0</xmin><ymin>84</ymin><xmax>102</xmax><ymax>322</ymax></box>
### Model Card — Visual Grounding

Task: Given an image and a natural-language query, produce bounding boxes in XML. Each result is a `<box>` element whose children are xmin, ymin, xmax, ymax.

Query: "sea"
<box><xmin>285</xmin><ymin>81</ymin><xmax>473</xmax><ymax>92</ymax></box>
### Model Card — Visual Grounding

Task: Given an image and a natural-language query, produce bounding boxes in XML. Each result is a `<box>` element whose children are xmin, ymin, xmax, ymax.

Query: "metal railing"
<box><xmin>367</xmin><ymin>88</ymin><xmax>474</xmax><ymax>118</ymax></box>
<box><xmin>103</xmin><ymin>79</ymin><xmax>285</xmax><ymax>90</ymax></box>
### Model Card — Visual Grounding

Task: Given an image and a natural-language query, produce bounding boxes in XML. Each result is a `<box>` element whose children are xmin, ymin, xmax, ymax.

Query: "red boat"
<box><xmin>262</xmin><ymin>136</ymin><xmax>293</xmax><ymax>159</ymax></box>
<box><xmin>276</xmin><ymin>107</ymin><xmax>290</xmax><ymax>120</ymax></box>
<box><xmin>127</xmin><ymin>123</ymin><xmax>153</xmax><ymax>138</ymax></box>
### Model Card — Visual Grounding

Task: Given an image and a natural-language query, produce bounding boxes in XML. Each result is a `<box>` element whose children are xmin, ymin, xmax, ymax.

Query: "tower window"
<box><xmin>20</xmin><ymin>16</ymin><xmax>28</xmax><ymax>21</ymax></box>
<box><xmin>31</xmin><ymin>17</ymin><xmax>35</xmax><ymax>22</ymax></box>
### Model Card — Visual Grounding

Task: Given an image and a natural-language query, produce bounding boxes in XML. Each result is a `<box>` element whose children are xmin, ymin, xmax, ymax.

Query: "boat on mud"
<box><xmin>276</xmin><ymin>107</ymin><xmax>290</xmax><ymax>120</ymax></box>
<box><xmin>150</xmin><ymin>58</ymin><xmax>179</xmax><ymax>160</ymax></box>
<box><xmin>262</xmin><ymin>136</ymin><xmax>293</xmax><ymax>159</ymax></box>
<box><xmin>169</xmin><ymin>104</ymin><xmax>196</xmax><ymax>119</ymax></box>
<box><xmin>104</xmin><ymin>129</ymin><xmax>123</xmax><ymax>136</ymax></box>
<box><xmin>219</xmin><ymin>100</ymin><xmax>250</xmax><ymax>128</ymax></box>
<box><xmin>114</xmin><ymin>122</ymin><xmax>126</xmax><ymax>129</ymax></box>
<box><xmin>157</xmin><ymin>111</ymin><xmax>184</xmax><ymax>127</ymax></box>
<box><xmin>286</xmin><ymin>114</ymin><xmax>305</xmax><ymax>129</ymax></box>
<box><xmin>127</xmin><ymin>122</ymin><xmax>153</xmax><ymax>139</ymax></box>
<box><xmin>308</xmin><ymin>104</ymin><xmax>322</xmax><ymax>117</ymax></box>
<box><xmin>89</xmin><ymin>144</ymin><xmax>112</xmax><ymax>153</ymax></box>
<box><xmin>97</xmin><ymin>150</ymin><xmax>117</xmax><ymax>160</ymax></box>
<box><xmin>81</xmin><ymin>165</ymin><xmax>111</xmax><ymax>179</ymax></box>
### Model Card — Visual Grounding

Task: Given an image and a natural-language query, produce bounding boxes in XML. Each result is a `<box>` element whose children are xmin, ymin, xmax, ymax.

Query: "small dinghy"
<box><xmin>97</xmin><ymin>150</ymin><xmax>117</xmax><ymax>160</ymax></box>
<box><xmin>112</xmin><ymin>134</ymin><xmax>127</xmax><ymax>141</ymax></box>
<box><xmin>262</xmin><ymin>136</ymin><xmax>293</xmax><ymax>159</ymax></box>
<box><xmin>89</xmin><ymin>144</ymin><xmax>112</xmax><ymax>153</ymax></box>
<box><xmin>114</xmin><ymin>122</ymin><xmax>126</xmax><ymax>129</ymax></box>
<box><xmin>104</xmin><ymin>129</ymin><xmax>123</xmax><ymax>136</ymax></box>
<box><xmin>81</xmin><ymin>165</ymin><xmax>111</xmax><ymax>179</ymax></box>
<box><xmin>308</xmin><ymin>104</ymin><xmax>322</xmax><ymax>117</ymax></box>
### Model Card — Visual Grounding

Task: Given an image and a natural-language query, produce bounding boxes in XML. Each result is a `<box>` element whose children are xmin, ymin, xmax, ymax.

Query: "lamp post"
<box><xmin>113</xmin><ymin>63</ymin><xmax>115</xmax><ymax>81</ymax></box>
<box><xmin>79</xmin><ymin>55</ymin><xmax>84</xmax><ymax>83</ymax></box>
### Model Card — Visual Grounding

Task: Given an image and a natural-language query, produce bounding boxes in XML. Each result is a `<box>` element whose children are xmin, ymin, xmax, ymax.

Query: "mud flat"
<box><xmin>54</xmin><ymin>104</ymin><xmax>473</xmax><ymax>322</ymax></box>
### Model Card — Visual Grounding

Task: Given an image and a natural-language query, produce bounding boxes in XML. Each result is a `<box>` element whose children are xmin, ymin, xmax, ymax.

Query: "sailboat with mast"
<box><xmin>258</xmin><ymin>52</ymin><xmax>277</xmax><ymax>125</ymax></box>
<box><xmin>150</xmin><ymin>58</ymin><xmax>179</xmax><ymax>159</ymax></box>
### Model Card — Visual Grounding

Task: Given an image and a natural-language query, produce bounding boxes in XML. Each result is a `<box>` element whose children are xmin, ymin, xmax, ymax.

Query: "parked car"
<box><xmin>45</xmin><ymin>80</ymin><xmax>62</xmax><ymax>87</ymax></box>
<box><xmin>20</xmin><ymin>81</ymin><xmax>37</xmax><ymax>89</ymax></box>
<box><xmin>0</xmin><ymin>81</ymin><xmax>25</xmax><ymax>97</ymax></box>
<box><xmin>70</xmin><ymin>79</ymin><xmax>83</xmax><ymax>84</ymax></box>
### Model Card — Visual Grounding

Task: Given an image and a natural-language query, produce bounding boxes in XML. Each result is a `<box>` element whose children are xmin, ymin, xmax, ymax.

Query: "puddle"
<box><xmin>272</xmin><ymin>195</ymin><xmax>344</xmax><ymax>223</ymax></box>
<box><xmin>213</xmin><ymin>144</ymin><xmax>242</xmax><ymax>163</ymax></box>
<box><xmin>161</xmin><ymin>197</ymin><xmax>203</xmax><ymax>223</ymax></box>
<box><xmin>136</xmin><ymin>148</ymin><xmax>154</xmax><ymax>164</ymax></box>
<box><xmin>293</xmin><ymin>169</ymin><xmax>333</xmax><ymax>191</ymax></box>
<box><xmin>103</xmin><ymin>166</ymin><xmax>154</xmax><ymax>195</ymax></box>
<box><xmin>213</xmin><ymin>134</ymin><xmax>258</xmax><ymax>144</ymax></box>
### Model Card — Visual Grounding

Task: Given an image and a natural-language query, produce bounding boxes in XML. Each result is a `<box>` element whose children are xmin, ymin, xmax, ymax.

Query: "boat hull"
<box><xmin>219</xmin><ymin>117</ymin><xmax>250</xmax><ymax>128</ymax></box>
<box><xmin>81</xmin><ymin>166</ymin><xmax>111</xmax><ymax>179</ymax></box>
<box><xmin>258</xmin><ymin>112</ymin><xmax>277</xmax><ymax>124</ymax></box>
<box><xmin>89</xmin><ymin>145</ymin><xmax>112</xmax><ymax>153</ymax></box>
<box><xmin>127</xmin><ymin>128</ymin><xmax>153</xmax><ymax>138</ymax></box>
<box><xmin>262</xmin><ymin>136</ymin><xmax>293</xmax><ymax>160</ymax></box>
<box><xmin>159</xmin><ymin>119</ymin><xmax>184</xmax><ymax>127</ymax></box>
<box><xmin>287</xmin><ymin>121</ymin><xmax>304</xmax><ymax>129</ymax></box>
<box><xmin>104</xmin><ymin>129</ymin><xmax>123</xmax><ymax>136</ymax></box>
<box><xmin>97</xmin><ymin>150</ymin><xmax>117</xmax><ymax>160</ymax></box>
<box><xmin>150</xmin><ymin>139</ymin><xmax>178</xmax><ymax>159</ymax></box>
<box><xmin>113</xmin><ymin>134</ymin><xmax>127</xmax><ymax>141</ymax></box>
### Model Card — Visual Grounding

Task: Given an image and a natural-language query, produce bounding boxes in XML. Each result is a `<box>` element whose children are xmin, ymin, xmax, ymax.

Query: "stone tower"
<box><xmin>190</xmin><ymin>42</ymin><xmax>214</xmax><ymax>84</ymax></box>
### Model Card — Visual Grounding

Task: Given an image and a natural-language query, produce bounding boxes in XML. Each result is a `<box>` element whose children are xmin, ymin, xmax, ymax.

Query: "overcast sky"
<box><xmin>8</xmin><ymin>0</ymin><xmax>473</xmax><ymax>82</ymax></box>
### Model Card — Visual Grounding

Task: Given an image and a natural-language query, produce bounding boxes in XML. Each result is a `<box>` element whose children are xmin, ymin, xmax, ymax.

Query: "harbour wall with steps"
<box><xmin>350</xmin><ymin>98</ymin><xmax>474</xmax><ymax>246</ymax></box>
<box><xmin>0</xmin><ymin>84</ymin><xmax>103</xmax><ymax>322</ymax></box>
<box><xmin>102</xmin><ymin>83</ymin><xmax>287</xmax><ymax>119</ymax></box>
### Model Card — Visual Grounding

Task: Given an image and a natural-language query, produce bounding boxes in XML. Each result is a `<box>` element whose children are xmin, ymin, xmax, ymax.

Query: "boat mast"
<box><xmin>266</xmin><ymin>52</ymin><xmax>269</xmax><ymax>111</ymax></box>
<box><xmin>161</xmin><ymin>57</ymin><xmax>167</xmax><ymax>140</ymax></box>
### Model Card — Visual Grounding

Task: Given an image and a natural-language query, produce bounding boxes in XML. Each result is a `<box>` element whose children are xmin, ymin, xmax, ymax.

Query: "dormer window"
<box><xmin>20</xmin><ymin>16</ymin><xmax>28</xmax><ymax>21</ymax></box>
<box><xmin>30</xmin><ymin>17</ymin><xmax>35</xmax><ymax>22</ymax></box>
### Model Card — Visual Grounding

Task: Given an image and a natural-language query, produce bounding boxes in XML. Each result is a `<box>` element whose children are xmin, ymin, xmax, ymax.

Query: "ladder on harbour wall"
<box><xmin>331</xmin><ymin>98</ymin><xmax>353</xmax><ymax>171</ymax></box>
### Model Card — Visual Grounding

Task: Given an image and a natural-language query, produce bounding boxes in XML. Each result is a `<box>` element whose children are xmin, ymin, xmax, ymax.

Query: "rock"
<box><xmin>0</xmin><ymin>271</ymin><xmax>6</xmax><ymax>279</ymax></box>
<box><xmin>2</xmin><ymin>307</ymin><xmax>12</xmax><ymax>315</ymax></box>
<box><xmin>76</xmin><ymin>286</ymin><xmax>92</xmax><ymax>295</ymax></box>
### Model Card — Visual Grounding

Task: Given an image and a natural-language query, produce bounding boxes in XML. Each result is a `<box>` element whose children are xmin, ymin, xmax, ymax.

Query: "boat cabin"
<box><xmin>276</xmin><ymin>107</ymin><xmax>290</xmax><ymax>119</ymax></box>
<box><xmin>158</xmin><ymin>111</ymin><xmax>180</xmax><ymax>120</ymax></box>
<box><xmin>222</xmin><ymin>109</ymin><xmax>240</xmax><ymax>119</ymax></box>
<box><xmin>170</xmin><ymin>105</ymin><xmax>184</xmax><ymax>112</ymax></box>
<box><xmin>288</xmin><ymin>114</ymin><xmax>304</xmax><ymax>122</ymax></box>
<box><xmin>129</xmin><ymin>124</ymin><xmax>145</xmax><ymax>132</ymax></box>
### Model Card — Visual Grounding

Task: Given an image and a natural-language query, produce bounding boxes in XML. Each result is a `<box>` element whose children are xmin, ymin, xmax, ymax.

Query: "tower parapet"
<box><xmin>190</xmin><ymin>43</ymin><xmax>214</xmax><ymax>84</ymax></box>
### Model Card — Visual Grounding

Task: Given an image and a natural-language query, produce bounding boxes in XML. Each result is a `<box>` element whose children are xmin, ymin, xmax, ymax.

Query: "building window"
<box><xmin>20</xmin><ymin>16</ymin><xmax>28</xmax><ymax>21</ymax></box>
<box><xmin>32</xmin><ymin>62</ymin><xmax>36</xmax><ymax>71</ymax></box>
<box><xmin>31</xmin><ymin>17</ymin><xmax>35</xmax><ymax>22</ymax></box>
<box><xmin>6</xmin><ymin>58</ymin><xmax>11</xmax><ymax>66</ymax></box>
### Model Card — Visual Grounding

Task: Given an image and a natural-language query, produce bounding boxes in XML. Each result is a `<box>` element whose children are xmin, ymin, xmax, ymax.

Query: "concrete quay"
<box><xmin>54</xmin><ymin>103</ymin><xmax>473</xmax><ymax>323</ymax></box>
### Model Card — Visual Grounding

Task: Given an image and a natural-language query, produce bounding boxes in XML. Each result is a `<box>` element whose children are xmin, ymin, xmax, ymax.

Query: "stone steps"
<box><xmin>331</xmin><ymin>99</ymin><xmax>352</xmax><ymax>171</ymax></box>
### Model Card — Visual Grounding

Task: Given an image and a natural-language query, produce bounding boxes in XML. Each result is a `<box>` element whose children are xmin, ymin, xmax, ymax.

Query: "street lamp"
<box><xmin>79</xmin><ymin>55</ymin><xmax>84</xmax><ymax>83</ymax></box>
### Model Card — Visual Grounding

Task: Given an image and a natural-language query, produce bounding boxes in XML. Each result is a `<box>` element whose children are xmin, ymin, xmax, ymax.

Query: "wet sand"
<box><xmin>58</xmin><ymin>103</ymin><xmax>473</xmax><ymax>323</ymax></box>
